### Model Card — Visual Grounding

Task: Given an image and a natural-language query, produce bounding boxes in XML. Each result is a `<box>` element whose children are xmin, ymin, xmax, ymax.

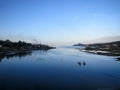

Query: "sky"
<box><xmin>0</xmin><ymin>0</ymin><xmax>120</xmax><ymax>46</ymax></box>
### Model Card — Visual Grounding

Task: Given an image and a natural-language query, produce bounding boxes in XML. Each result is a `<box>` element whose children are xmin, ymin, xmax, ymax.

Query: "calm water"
<box><xmin>0</xmin><ymin>47</ymin><xmax>120</xmax><ymax>90</ymax></box>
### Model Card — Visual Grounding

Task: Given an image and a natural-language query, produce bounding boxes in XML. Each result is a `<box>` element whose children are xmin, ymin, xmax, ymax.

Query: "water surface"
<box><xmin>0</xmin><ymin>47</ymin><xmax>120</xmax><ymax>90</ymax></box>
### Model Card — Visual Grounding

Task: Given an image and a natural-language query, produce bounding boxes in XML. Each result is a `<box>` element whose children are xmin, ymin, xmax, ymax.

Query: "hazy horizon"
<box><xmin>0</xmin><ymin>0</ymin><xmax>120</xmax><ymax>46</ymax></box>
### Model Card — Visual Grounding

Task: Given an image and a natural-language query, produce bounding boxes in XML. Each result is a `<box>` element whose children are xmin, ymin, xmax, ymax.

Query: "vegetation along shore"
<box><xmin>0</xmin><ymin>39</ymin><xmax>55</xmax><ymax>59</ymax></box>
<box><xmin>74</xmin><ymin>41</ymin><xmax>120</xmax><ymax>56</ymax></box>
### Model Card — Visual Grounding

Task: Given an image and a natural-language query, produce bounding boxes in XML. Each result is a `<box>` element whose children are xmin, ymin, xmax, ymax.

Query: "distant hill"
<box><xmin>73</xmin><ymin>43</ymin><xmax>86</xmax><ymax>46</ymax></box>
<box><xmin>89</xmin><ymin>41</ymin><xmax>120</xmax><ymax>46</ymax></box>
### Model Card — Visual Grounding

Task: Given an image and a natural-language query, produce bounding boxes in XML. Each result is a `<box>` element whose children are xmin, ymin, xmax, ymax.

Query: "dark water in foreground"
<box><xmin>0</xmin><ymin>47</ymin><xmax>120</xmax><ymax>90</ymax></box>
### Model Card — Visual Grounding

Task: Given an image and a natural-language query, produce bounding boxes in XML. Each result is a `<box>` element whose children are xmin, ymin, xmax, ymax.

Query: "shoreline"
<box><xmin>80</xmin><ymin>49</ymin><xmax>120</xmax><ymax>61</ymax></box>
<box><xmin>0</xmin><ymin>50</ymin><xmax>32</xmax><ymax>60</ymax></box>
<box><xmin>81</xmin><ymin>49</ymin><xmax>120</xmax><ymax>56</ymax></box>
<box><xmin>80</xmin><ymin>50</ymin><xmax>120</xmax><ymax>61</ymax></box>
<box><xmin>116</xmin><ymin>57</ymin><xmax>120</xmax><ymax>61</ymax></box>
<box><xmin>0</xmin><ymin>39</ymin><xmax>56</xmax><ymax>57</ymax></box>
<box><xmin>0</xmin><ymin>48</ymin><xmax>55</xmax><ymax>60</ymax></box>
<box><xmin>0</xmin><ymin>47</ymin><xmax>55</xmax><ymax>55</ymax></box>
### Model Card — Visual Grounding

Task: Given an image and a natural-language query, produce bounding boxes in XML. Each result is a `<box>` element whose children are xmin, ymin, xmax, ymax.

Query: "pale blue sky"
<box><xmin>0</xmin><ymin>0</ymin><xmax>120</xmax><ymax>45</ymax></box>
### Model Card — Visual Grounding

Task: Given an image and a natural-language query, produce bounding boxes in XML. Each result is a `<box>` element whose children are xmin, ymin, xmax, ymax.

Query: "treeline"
<box><xmin>0</xmin><ymin>39</ymin><xmax>55</xmax><ymax>52</ymax></box>
<box><xmin>85</xmin><ymin>41</ymin><xmax>120</xmax><ymax>51</ymax></box>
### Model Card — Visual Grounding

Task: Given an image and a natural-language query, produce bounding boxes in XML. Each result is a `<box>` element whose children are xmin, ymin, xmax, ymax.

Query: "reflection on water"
<box><xmin>0</xmin><ymin>50</ymin><xmax>49</xmax><ymax>62</ymax></box>
<box><xmin>0</xmin><ymin>51</ymin><xmax>31</xmax><ymax>62</ymax></box>
<box><xmin>116</xmin><ymin>57</ymin><xmax>120</xmax><ymax>61</ymax></box>
<box><xmin>0</xmin><ymin>47</ymin><xmax>120</xmax><ymax>90</ymax></box>
<box><xmin>0</xmin><ymin>56</ymin><xmax>4</xmax><ymax>62</ymax></box>
<box><xmin>6</xmin><ymin>52</ymin><xmax>32</xmax><ymax>59</ymax></box>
